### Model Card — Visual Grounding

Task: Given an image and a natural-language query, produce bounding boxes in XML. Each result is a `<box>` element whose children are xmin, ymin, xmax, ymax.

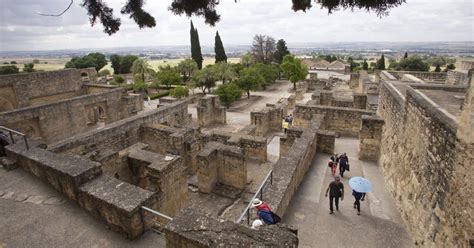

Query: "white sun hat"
<box><xmin>251</xmin><ymin>198</ymin><xmax>263</xmax><ymax>208</ymax></box>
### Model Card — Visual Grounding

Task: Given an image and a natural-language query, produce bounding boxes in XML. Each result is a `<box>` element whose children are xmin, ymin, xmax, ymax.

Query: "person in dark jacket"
<box><xmin>352</xmin><ymin>190</ymin><xmax>366</xmax><ymax>215</ymax></box>
<box><xmin>252</xmin><ymin>199</ymin><xmax>275</xmax><ymax>224</ymax></box>
<box><xmin>325</xmin><ymin>176</ymin><xmax>344</xmax><ymax>214</ymax></box>
<box><xmin>338</xmin><ymin>153</ymin><xmax>349</xmax><ymax>177</ymax></box>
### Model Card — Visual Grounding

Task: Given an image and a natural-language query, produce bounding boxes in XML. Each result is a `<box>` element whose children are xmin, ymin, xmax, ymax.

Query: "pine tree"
<box><xmin>190</xmin><ymin>21</ymin><xmax>203</xmax><ymax>69</ymax></box>
<box><xmin>404</xmin><ymin>52</ymin><xmax>408</xmax><ymax>59</ymax></box>
<box><xmin>362</xmin><ymin>59</ymin><xmax>369</xmax><ymax>70</ymax></box>
<box><xmin>274</xmin><ymin>39</ymin><xmax>290</xmax><ymax>64</ymax></box>
<box><xmin>214</xmin><ymin>31</ymin><xmax>227</xmax><ymax>63</ymax></box>
<box><xmin>377</xmin><ymin>54</ymin><xmax>386</xmax><ymax>70</ymax></box>
<box><xmin>434</xmin><ymin>64</ymin><xmax>441</xmax><ymax>72</ymax></box>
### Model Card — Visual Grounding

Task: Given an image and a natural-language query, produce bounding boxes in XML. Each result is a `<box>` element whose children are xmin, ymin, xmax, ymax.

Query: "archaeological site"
<box><xmin>0</xmin><ymin>60</ymin><xmax>472</xmax><ymax>247</ymax></box>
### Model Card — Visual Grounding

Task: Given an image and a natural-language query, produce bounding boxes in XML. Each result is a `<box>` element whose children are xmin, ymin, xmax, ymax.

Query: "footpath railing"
<box><xmin>141</xmin><ymin>206</ymin><xmax>173</xmax><ymax>233</ymax></box>
<box><xmin>0</xmin><ymin>126</ymin><xmax>29</xmax><ymax>150</ymax></box>
<box><xmin>236</xmin><ymin>169</ymin><xmax>273</xmax><ymax>225</ymax></box>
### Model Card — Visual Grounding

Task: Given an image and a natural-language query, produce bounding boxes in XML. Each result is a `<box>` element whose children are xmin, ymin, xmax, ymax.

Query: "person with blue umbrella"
<box><xmin>349</xmin><ymin>177</ymin><xmax>372</xmax><ymax>215</ymax></box>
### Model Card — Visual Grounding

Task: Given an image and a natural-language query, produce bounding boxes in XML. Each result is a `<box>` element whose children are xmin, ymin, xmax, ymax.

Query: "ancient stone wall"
<box><xmin>378</xmin><ymin>80</ymin><xmax>473</xmax><ymax>247</ymax></box>
<box><xmin>312</xmin><ymin>91</ymin><xmax>368</xmax><ymax>110</ymax></box>
<box><xmin>358</xmin><ymin>115</ymin><xmax>384</xmax><ymax>161</ymax></box>
<box><xmin>205</xmin><ymin>131</ymin><xmax>267</xmax><ymax>162</ymax></box>
<box><xmin>388</xmin><ymin>71</ymin><xmax>447</xmax><ymax>82</ymax></box>
<box><xmin>0</xmin><ymin>88</ymin><xmax>142</xmax><ymax>144</ymax></box>
<box><xmin>294</xmin><ymin>104</ymin><xmax>375</xmax><ymax>136</ymax></box>
<box><xmin>164</xmin><ymin>208</ymin><xmax>298</xmax><ymax>248</ymax></box>
<box><xmin>197</xmin><ymin>95</ymin><xmax>226</xmax><ymax>126</ymax></box>
<box><xmin>380</xmin><ymin>71</ymin><xmax>397</xmax><ymax>81</ymax></box>
<box><xmin>447</xmin><ymin>70</ymin><xmax>469</xmax><ymax>85</ymax></box>
<box><xmin>349</xmin><ymin>73</ymin><xmax>360</xmax><ymax>89</ymax></box>
<box><xmin>197</xmin><ymin>142</ymin><xmax>246</xmax><ymax>193</ymax></box>
<box><xmin>0</xmin><ymin>68</ymin><xmax>95</xmax><ymax>109</ymax></box>
<box><xmin>251</xmin><ymin>101</ymin><xmax>287</xmax><ymax>136</ymax></box>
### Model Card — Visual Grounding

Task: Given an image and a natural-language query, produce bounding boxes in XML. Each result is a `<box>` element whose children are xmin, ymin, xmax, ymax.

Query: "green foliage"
<box><xmin>388</xmin><ymin>61</ymin><xmax>400</xmax><ymax>70</ymax></box>
<box><xmin>274</xmin><ymin>39</ymin><xmax>290</xmax><ymax>64</ymax></box>
<box><xmin>32</xmin><ymin>59</ymin><xmax>40</xmax><ymax>64</ymax></box>
<box><xmin>376</xmin><ymin>54</ymin><xmax>386</xmax><ymax>70</ymax></box>
<box><xmin>324</xmin><ymin>55</ymin><xmax>338</xmax><ymax>63</ymax></box>
<box><xmin>212</xmin><ymin>62</ymin><xmax>237</xmax><ymax>84</ymax></box>
<box><xmin>0</xmin><ymin>65</ymin><xmax>19</xmax><ymax>75</ymax></box>
<box><xmin>252</xmin><ymin>63</ymin><xmax>278</xmax><ymax>88</ymax></box>
<box><xmin>113</xmin><ymin>75</ymin><xmax>125</xmax><ymax>84</ymax></box>
<box><xmin>120</xmin><ymin>55</ymin><xmax>140</xmax><ymax>74</ymax></box>
<box><xmin>236</xmin><ymin>67</ymin><xmax>264</xmax><ymax>98</ymax></box>
<box><xmin>434</xmin><ymin>64</ymin><xmax>441</xmax><ymax>72</ymax></box>
<box><xmin>240</xmin><ymin>53</ymin><xmax>253</xmax><ymax>68</ymax></box>
<box><xmin>214</xmin><ymin>31</ymin><xmax>227</xmax><ymax>63</ymax></box>
<box><xmin>177</xmin><ymin>59</ymin><xmax>198</xmax><ymax>82</ymax></box>
<box><xmin>132</xmin><ymin>80</ymin><xmax>148</xmax><ymax>92</ymax></box>
<box><xmin>156</xmin><ymin>66</ymin><xmax>181</xmax><ymax>88</ymax></box>
<box><xmin>251</xmin><ymin>34</ymin><xmax>276</xmax><ymax>64</ymax></box>
<box><xmin>362</xmin><ymin>59</ymin><xmax>369</xmax><ymax>70</ymax></box>
<box><xmin>445</xmin><ymin>63</ymin><xmax>456</xmax><ymax>71</ymax></box>
<box><xmin>231</xmin><ymin>63</ymin><xmax>245</xmax><ymax>76</ymax></box>
<box><xmin>398</xmin><ymin>56</ymin><xmax>430</xmax><ymax>71</ymax></box>
<box><xmin>192</xmin><ymin>67</ymin><xmax>217</xmax><ymax>94</ymax></box>
<box><xmin>65</xmin><ymin>52</ymin><xmax>107</xmax><ymax>71</ymax></box>
<box><xmin>131</xmin><ymin>59</ymin><xmax>152</xmax><ymax>82</ymax></box>
<box><xmin>98</xmin><ymin>69</ymin><xmax>111</xmax><ymax>77</ymax></box>
<box><xmin>190</xmin><ymin>21</ymin><xmax>203</xmax><ymax>69</ymax></box>
<box><xmin>214</xmin><ymin>83</ymin><xmax>242</xmax><ymax>107</ymax></box>
<box><xmin>149</xmin><ymin>91</ymin><xmax>170</xmax><ymax>100</ymax></box>
<box><xmin>170</xmin><ymin>86</ymin><xmax>189</xmax><ymax>99</ymax></box>
<box><xmin>23</xmin><ymin>63</ymin><xmax>35</xmax><ymax>73</ymax></box>
<box><xmin>10</xmin><ymin>61</ymin><xmax>17</xmax><ymax>64</ymax></box>
<box><xmin>110</xmin><ymin>54</ymin><xmax>121</xmax><ymax>74</ymax></box>
<box><xmin>347</xmin><ymin>57</ymin><xmax>359</xmax><ymax>72</ymax></box>
<box><xmin>404</xmin><ymin>52</ymin><xmax>408</xmax><ymax>59</ymax></box>
<box><xmin>280</xmin><ymin>55</ymin><xmax>308</xmax><ymax>90</ymax></box>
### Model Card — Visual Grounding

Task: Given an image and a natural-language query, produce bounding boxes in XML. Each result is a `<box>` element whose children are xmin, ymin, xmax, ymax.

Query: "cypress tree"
<box><xmin>190</xmin><ymin>21</ymin><xmax>203</xmax><ymax>69</ymax></box>
<box><xmin>274</xmin><ymin>39</ymin><xmax>290</xmax><ymax>64</ymax></box>
<box><xmin>377</xmin><ymin>54</ymin><xmax>386</xmax><ymax>70</ymax></box>
<box><xmin>214</xmin><ymin>31</ymin><xmax>227</xmax><ymax>63</ymax></box>
<box><xmin>404</xmin><ymin>52</ymin><xmax>408</xmax><ymax>59</ymax></box>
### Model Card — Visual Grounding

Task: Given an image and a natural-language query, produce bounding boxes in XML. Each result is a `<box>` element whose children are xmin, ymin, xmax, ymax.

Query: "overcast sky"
<box><xmin>0</xmin><ymin>0</ymin><xmax>473</xmax><ymax>51</ymax></box>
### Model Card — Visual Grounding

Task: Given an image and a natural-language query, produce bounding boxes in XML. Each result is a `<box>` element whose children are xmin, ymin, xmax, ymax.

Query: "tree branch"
<box><xmin>36</xmin><ymin>0</ymin><xmax>74</xmax><ymax>17</ymax></box>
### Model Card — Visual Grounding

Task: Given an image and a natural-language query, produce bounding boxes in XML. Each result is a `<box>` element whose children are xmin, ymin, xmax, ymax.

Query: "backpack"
<box><xmin>270</xmin><ymin>211</ymin><xmax>281</xmax><ymax>224</ymax></box>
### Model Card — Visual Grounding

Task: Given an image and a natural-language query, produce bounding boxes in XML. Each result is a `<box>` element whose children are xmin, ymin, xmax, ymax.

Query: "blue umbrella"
<box><xmin>349</xmin><ymin>177</ymin><xmax>372</xmax><ymax>193</ymax></box>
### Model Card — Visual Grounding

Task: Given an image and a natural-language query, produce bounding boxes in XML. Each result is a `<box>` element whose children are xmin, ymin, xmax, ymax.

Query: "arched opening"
<box><xmin>97</xmin><ymin>106</ymin><xmax>107</xmax><ymax>122</ymax></box>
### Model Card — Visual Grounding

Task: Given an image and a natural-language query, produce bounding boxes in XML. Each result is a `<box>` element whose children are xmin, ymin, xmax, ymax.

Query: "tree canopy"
<box><xmin>0</xmin><ymin>65</ymin><xmax>19</xmax><ymax>75</ymax></box>
<box><xmin>251</xmin><ymin>34</ymin><xmax>276</xmax><ymax>64</ymax></box>
<box><xmin>156</xmin><ymin>65</ymin><xmax>181</xmax><ymax>88</ymax></box>
<box><xmin>214</xmin><ymin>83</ymin><xmax>242</xmax><ymax>107</ymax></box>
<box><xmin>398</xmin><ymin>56</ymin><xmax>430</xmax><ymax>71</ymax></box>
<box><xmin>177</xmin><ymin>59</ymin><xmax>198</xmax><ymax>82</ymax></box>
<box><xmin>280</xmin><ymin>55</ymin><xmax>308</xmax><ymax>90</ymax></box>
<box><xmin>193</xmin><ymin>67</ymin><xmax>217</xmax><ymax>94</ymax></box>
<box><xmin>214</xmin><ymin>31</ymin><xmax>227</xmax><ymax>63</ymax></box>
<box><xmin>131</xmin><ymin>59</ymin><xmax>152</xmax><ymax>82</ymax></box>
<box><xmin>65</xmin><ymin>52</ymin><xmax>107</xmax><ymax>71</ymax></box>
<box><xmin>190</xmin><ymin>21</ymin><xmax>204</xmax><ymax>69</ymax></box>
<box><xmin>274</xmin><ymin>39</ymin><xmax>290</xmax><ymax>64</ymax></box>
<box><xmin>72</xmin><ymin>0</ymin><xmax>404</xmax><ymax>35</ymax></box>
<box><xmin>212</xmin><ymin>62</ymin><xmax>237</xmax><ymax>84</ymax></box>
<box><xmin>110</xmin><ymin>54</ymin><xmax>139</xmax><ymax>74</ymax></box>
<box><xmin>236</xmin><ymin>67</ymin><xmax>264</xmax><ymax>98</ymax></box>
<box><xmin>376</xmin><ymin>54</ymin><xmax>386</xmax><ymax>70</ymax></box>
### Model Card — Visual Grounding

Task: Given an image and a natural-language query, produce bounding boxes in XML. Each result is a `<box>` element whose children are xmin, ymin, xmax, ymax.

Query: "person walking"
<box><xmin>338</xmin><ymin>152</ymin><xmax>349</xmax><ymax>177</ymax></box>
<box><xmin>282</xmin><ymin>118</ymin><xmax>289</xmax><ymax>133</ymax></box>
<box><xmin>251</xmin><ymin>199</ymin><xmax>277</xmax><ymax>224</ymax></box>
<box><xmin>325</xmin><ymin>175</ymin><xmax>344</xmax><ymax>214</ymax></box>
<box><xmin>328</xmin><ymin>159</ymin><xmax>337</xmax><ymax>176</ymax></box>
<box><xmin>288</xmin><ymin>114</ymin><xmax>294</xmax><ymax>126</ymax></box>
<box><xmin>352</xmin><ymin>190</ymin><xmax>366</xmax><ymax>215</ymax></box>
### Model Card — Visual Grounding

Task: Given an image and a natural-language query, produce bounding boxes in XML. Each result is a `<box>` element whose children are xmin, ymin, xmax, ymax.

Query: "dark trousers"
<box><xmin>329</xmin><ymin>195</ymin><xmax>340</xmax><ymax>212</ymax></box>
<box><xmin>354</xmin><ymin>198</ymin><xmax>361</xmax><ymax>212</ymax></box>
<box><xmin>339</xmin><ymin>164</ymin><xmax>346</xmax><ymax>177</ymax></box>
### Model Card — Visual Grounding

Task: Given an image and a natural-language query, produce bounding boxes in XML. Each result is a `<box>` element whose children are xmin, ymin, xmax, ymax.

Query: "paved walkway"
<box><xmin>283</xmin><ymin>137</ymin><xmax>414</xmax><ymax>248</ymax></box>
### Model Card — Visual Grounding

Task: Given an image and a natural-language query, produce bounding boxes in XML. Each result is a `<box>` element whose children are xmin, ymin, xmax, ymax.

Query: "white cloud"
<box><xmin>0</xmin><ymin>0</ymin><xmax>472</xmax><ymax>51</ymax></box>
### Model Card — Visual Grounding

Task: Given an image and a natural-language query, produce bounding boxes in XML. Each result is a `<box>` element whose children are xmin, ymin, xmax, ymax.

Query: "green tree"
<box><xmin>131</xmin><ymin>59</ymin><xmax>152</xmax><ymax>82</ymax></box>
<box><xmin>170</xmin><ymin>86</ymin><xmax>189</xmax><ymax>99</ymax></box>
<box><xmin>0</xmin><ymin>65</ymin><xmax>19</xmax><ymax>75</ymax></box>
<box><xmin>190</xmin><ymin>21</ymin><xmax>203</xmax><ymax>69</ymax></box>
<box><xmin>98</xmin><ymin>69</ymin><xmax>111</xmax><ymax>77</ymax></box>
<box><xmin>273</xmin><ymin>39</ymin><xmax>290</xmax><ymax>64</ymax></box>
<box><xmin>65</xmin><ymin>52</ymin><xmax>107</xmax><ymax>71</ymax></box>
<box><xmin>398</xmin><ymin>56</ymin><xmax>430</xmax><ymax>71</ymax></box>
<box><xmin>120</xmin><ymin>55</ymin><xmax>139</xmax><ymax>74</ymax></box>
<box><xmin>404</xmin><ymin>52</ymin><xmax>408</xmax><ymax>59</ymax></box>
<box><xmin>156</xmin><ymin>66</ymin><xmax>181</xmax><ymax>89</ymax></box>
<box><xmin>362</xmin><ymin>59</ymin><xmax>369</xmax><ymax>70</ymax></box>
<box><xmin>193</xmin><ymin>67</ymin><xmax>217</xmax><ymax>94</ymax></box>
<box><xmin>376</xmin><ymin>54</ymin><xmax>385</xmax><ymax>70</ymax></box>
<box><xmin>212</xmin><ymin>62</ymin><xmax>236</xmax><ymax>84</ymax></box>
<box><xmin>251</xmin><ymin>34</ymin><xmax>276</xmax><ymax>64</ymax></box>
<box><xmin>214</xmin><ymin>31</ymin><xmax>227</xmax><ymax>63</ymax></box>
<box><xmin>280</xmin><ymin>55</ymin><xmax>308</xmax><ymax>90</ymax></box>
<box><xmin>388</xmin><ymin>61</ymin><xmax>400</xmax><ymax>70</ymax></box>
<box><xmin>434</xmin><ymin>64</ymin><xmax>441</xmax><ymax>72</ymax></box>
<box><xmin>32</xmin><ymin>59</ymin><xmax>40</xmax><ymax>64</ymax></box>
<box><xmin>426</xmin><ymin>56</ymin><xmax>448</xmax><ymax>67</ymax></box>
<box><xmin>177</xmin><ymin>59</ymin><xmax>198</xmax><ymax>82</ymax></box>
<box><xmin>240</xmin><ymin>53</ymin><xmax>253</xmax><ymax>68</ymax></box>
<box><xmin>132</xmin><ymin>80</ymin><xmax>148</xmax><ymax>92</ymax></box>
<box><xmin>252</xmin><ymin>63</ymin><xmax>278</xmax><ymax>89</ymax></box>
<box><xmin>10</xmin><ymin>61</ymin><xmax>16</xmax><ymax>64</ymax></box>
<box><xmin>110</xmin><ymin>54</ymin><xmax>121</xmax><ymax>74</ymax></box>
<box><xmin>347</xmin><ymin>57</ymin><xmax>359</xmax><ymax>72</ymax></box>
<box><xmin>214</xmin><ymin>83</ymin><xmax>242</xmax><ymax>107</ymax></box>
<box><xmin>112</xmin><ymin>75</ymin><xmax>125</xmax><ymax>85</ymax></box>
<box><xmin>236</xmin><ymin>67</ymin><xmax>264</xmax><ymax>98</ymax></box>
<box><xmin>445</xmin><ymin>63</ymin><xmax>456</xmax><ymax>71</ymax></box>
<box><xmin>23</xmin><ymin>63</ymin><xmax>35</xmax><ymax>73</ymax></box>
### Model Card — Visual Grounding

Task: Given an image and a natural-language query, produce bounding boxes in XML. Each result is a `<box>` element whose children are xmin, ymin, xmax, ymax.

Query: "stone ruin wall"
<box><xmin>204</xmin><ymin>131</ymin><xmax>267</xmax><ymax>162</ymax></box>
<box><xmin>377</xmin><ymin>81</ymin><xmax>473</xmax><ymax>247</ymax></box>
<box><xmin>0</xmin><ymin>87</ymin><xmax>143</xmax><ymax>144</ymax></box>
<box><xmin>196</xmin><ymin>95</ymin><xmax>226</xmax><ymax>126</ymax></box>
<box><xmin>387</xmin><ymin>71</ymin><xmax>447</xmax><ymax>82</ymax></box>
<box><xmin>311</xmin><ymin>91</ymin><xmax>368</xmax><ymax>110</ymax></box>
<box><xmin>358</xmin><ymin>115</ymin><xmax>384</xmax><ymax>161</ymax></box>
<box><xmin>251</xmin><ymin>101</ymin><xmax>288</xmax><ymax>136</ymax></box>
<box><xmin>0</xmin><ymin>68</ymin><xmax>97</xmax><ymax>111</ymax></box>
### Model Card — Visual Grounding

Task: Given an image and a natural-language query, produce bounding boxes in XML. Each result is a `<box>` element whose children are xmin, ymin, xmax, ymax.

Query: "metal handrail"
<box><xmin>236</xmin><ymin>169</ymin><xmax>273</xmax><ymax>225</ymax></box>
<box><xmin>141</xmin><ymin>206</ymin><xmax>173</xmax><ymax>221</ymax></box>
<box><xmin>0</xmin><ymin>126</ymin><xmax>29</xmax><ymax>150</ymax></box>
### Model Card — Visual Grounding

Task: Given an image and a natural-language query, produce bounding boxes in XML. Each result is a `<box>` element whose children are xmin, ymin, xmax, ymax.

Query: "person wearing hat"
<box><xmin>251</xmin><ymin>199</ymin><xmax>275</xmax><ymax>225</ymax></box>
<box><xmin>325</xmin><ymin>175</ymin><xmax>344</xmax><ymax>214</ymax></box>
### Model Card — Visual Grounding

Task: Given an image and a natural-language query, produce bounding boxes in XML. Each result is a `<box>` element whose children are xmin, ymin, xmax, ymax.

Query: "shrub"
<box><xmin>0</xmin><ymin>65</ymin><xmax>19</xmax><ymax>75</ymax></box>
<box><xmin>170</xmin><ymin>86</ymin><xmax>189</xmax><ymax>99</ymax></box>
<box><xmin>98</xmin><ymin>69</ymin><xmax>111</xmax><ymax>77</ymax></box>
<box><xmin>113</xmin><ymin>75</ymin><xmax>125</xmax><ymax>84</ymax></box>
<box><xmin>214</xmin><ymin>83</ymin><xmax>242</xmax><ymax>107</ymax></box>
<box><xmin>149</xmin><ymin>91</ymin><xmax>170</xmax><ymax>100</ymax></box>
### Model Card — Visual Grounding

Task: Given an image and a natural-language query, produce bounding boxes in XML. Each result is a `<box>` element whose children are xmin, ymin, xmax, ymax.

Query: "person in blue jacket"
<box><xmin>352</xmin><ymin>190</ymin><xmax>366</xmax><ymax>215</ymax></box>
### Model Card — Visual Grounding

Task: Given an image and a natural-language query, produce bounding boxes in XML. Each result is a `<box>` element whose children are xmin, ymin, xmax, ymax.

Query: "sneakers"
<box><xmin>329</xmin><ymin>211</ymin><xmax>334</xmax><ymax>214</ymax></box>
<box><xmin>357</xmin><ymin>212</ymin><xmax>360</xmax><ymax>216</ymax></box>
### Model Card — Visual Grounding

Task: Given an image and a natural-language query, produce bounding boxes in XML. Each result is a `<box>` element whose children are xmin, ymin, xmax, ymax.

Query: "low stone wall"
<box><xmin>0</xmin><ymin>88</ymin><xmax>143</xmax><ymax>144</ymax></box>
<box><xmin>206</xmin><ymin>131</ymin><xmax>267</xmax><ymax>162</ymax></box>
<box><xmin>380</xmin><ymin>70</ymin><xmax>397</xmax><ymax>81</ymax></box>
<box><xmin>197</xmin><ymin>95</ymin><xmax>226</xmax><ymax>126</ymax></box>
<box><xmin>311</xmin><ymin>91</ymin><xmax>368</xmax><ymax>110</ymax></box>
<box><xmin>317</xmin><ymin>130</ymin><xmax>336</xmax><ymax>154</ymax></box>
<box><xmin>164</xmin><ymin>208</ymin><xmax>298</xmax><ymax>248</ymax></box>
<box><xmin>197</xmin><ymin>142</ymin><xmax>246</xmax><ymax>193</ymax></box>
<box><xmin>358</xmin><ymin>115</ymin><xmax>384</xmax><ymax>161</ymax></box>
<box><xmin>378</xmin><ymin>80</ymin><xmax>473</xmax><ymax>247</ymax></box>
<box><xmin>388</xmin><ymin>71</ymin><xmax>447</xmax><ymax>82</ymax></box>
<box><xmin>349</xmin><ymin>73</ymin><xmax>360</xmax><ymax>89</ymax></box>
<box><xmin>447</xmin><ymin>70</ymin><xmax>469</xmax><ymax>85</ymax></box>
<box><xmin>251</xmin><ymin>101</ymin><xmax>287</xmax><ymax>136</ymax></box>
<box><xmin>294</xmin><ymin>104</ymin><xmax>375</xmax><ymax>137</ymax></box>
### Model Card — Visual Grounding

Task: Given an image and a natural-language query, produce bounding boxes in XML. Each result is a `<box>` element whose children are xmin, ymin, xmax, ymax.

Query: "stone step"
<box><xmin>0</xmin><ymin>156</ymin><xmax>17</xmax><ymax>170</ymax></box>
